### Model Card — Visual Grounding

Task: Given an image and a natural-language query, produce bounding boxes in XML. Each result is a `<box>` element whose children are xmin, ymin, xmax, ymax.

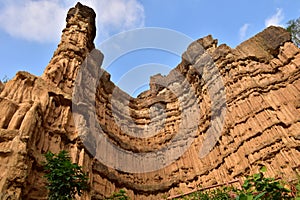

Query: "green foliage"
<box><xmin>194</xmin><ymin>187</ymin><xmax>232</xmax><ymax>200</ymax></box>
<box><xmin>296</xmin><ymin>178</ymin><xmax>300</xmax><ymax>199</ymax></box>
<box><xmin>174</xmin><ymin>187</ymin><xmax>232</xmax><ymax>200</ymax></box>
<box><xmin>236</xmin><ymin>166</ymin><xmax>291</xmax><ymax>200</ymax></box>
<box><xmin>106</xmin><ymin>189</ymin><xmax>130</xmax><ymax>200</ymax></box>
<box><xmin>287</xmin><ymin>18</ymin><xmax>300</xmax><ymax>47</ymax></box>
<box><xmin>43</xmin><ymin>150</ymin><xmax>88</xmax><ymax>200</ymax></box>
<box><xmin>172</xmin><ymin>166</ymin><xmax>298</xmax><ymax>200</ymax></box>
<box><xmin>1</xmin><ymin>75</ymin><xmax>9</xmax><ymax>83</ymax></box>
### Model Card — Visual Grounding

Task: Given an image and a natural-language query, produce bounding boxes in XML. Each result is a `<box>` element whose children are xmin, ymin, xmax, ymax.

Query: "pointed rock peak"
<box><xmin>42</xmin><ymin>2</ymin><xmax>100</xmax><ymax>94</ymax></box>
<box><xmin>67</xmin><ymin>2</ymin><xmax>96</xmax><ymax>35</ymax></box>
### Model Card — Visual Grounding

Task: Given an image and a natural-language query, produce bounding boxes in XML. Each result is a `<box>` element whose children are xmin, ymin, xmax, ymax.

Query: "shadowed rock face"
<box><xmin>0</xmin><ymin>2</ymin><xmax>300</xmax><ymax>200</ymax></box>
<box><xmin>0</xmin><ymin>81</ymin><xmax>3</xmax><ymax>93</ymax></box>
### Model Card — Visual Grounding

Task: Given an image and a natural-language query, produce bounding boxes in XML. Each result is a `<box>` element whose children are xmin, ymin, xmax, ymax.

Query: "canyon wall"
<box><xmin>0</xmin><ymin>3</ymin><xmax>299</xmax><ymax>200</ymax></box>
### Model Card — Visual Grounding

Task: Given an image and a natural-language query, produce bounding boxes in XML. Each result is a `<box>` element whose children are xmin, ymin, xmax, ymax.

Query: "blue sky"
<box><xmin>0</xmin><ymin>0</ymin><xmax>300</xmax><ymax>95</ymax></box>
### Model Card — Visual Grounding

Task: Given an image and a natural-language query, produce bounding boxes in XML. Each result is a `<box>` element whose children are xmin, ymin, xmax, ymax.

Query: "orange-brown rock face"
<box><xmin>0</xmin><ymin>81</ymin><xmax>3</xmax><ymax>93</ymax></box>
<box><xmin>42</xmin><ymin>2</ymin><xmax>96</xmax><ymax>94</ymax></box>
<box><xmin>0</xmin><ymin>3</ymin><xmax>300</xmax><ymax>200</ymax></box>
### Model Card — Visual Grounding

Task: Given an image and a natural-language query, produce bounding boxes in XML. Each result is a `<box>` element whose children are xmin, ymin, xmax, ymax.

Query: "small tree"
<box><xmin>1</xmin><ymin>75</ymin><xmax>9</xmax><ymax>83</ymax></box>
<box><xmin>43</xmin><ymin>150</ymin><xmax>89</xmax><ymax>200</ymax></box>
<box><xmin>287</xmin><ymin>18</ymin><xmax>300</xmax><ymax>47</ymax></box>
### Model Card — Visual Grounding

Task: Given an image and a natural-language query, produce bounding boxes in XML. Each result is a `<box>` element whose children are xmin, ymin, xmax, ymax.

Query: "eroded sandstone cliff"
<box><xmin>0</xmin><ymin>2</ymin><xmax>299</xmax><ymax>200</ymax></box>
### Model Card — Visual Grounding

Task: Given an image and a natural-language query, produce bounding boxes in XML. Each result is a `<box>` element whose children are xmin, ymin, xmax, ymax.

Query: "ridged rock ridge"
<box><xmin>0</xmin><ymin>3</ymin><xmax>299</xmax><ymax>200</ymax></box>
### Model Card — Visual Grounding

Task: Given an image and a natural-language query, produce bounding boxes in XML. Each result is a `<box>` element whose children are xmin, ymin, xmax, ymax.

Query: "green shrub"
<box><xmin>43</xmin><ymin>150</ymin><xmax>89</xmax><ymax>200</ymax></box>
<box><xmin>172</xmin><ymin>166</ymin><xmax>297</xmax><ymax>200</ymax></box>
<box><xmin>235</xmin><ymin>166</ymin><xmax>291</xmax><ymax>200</ymax></box>
<box><xmin>174</xmin><ymin>187</ymin><xmax>232</xmax><ymax>200</ymax></box>
<box><xmin>287</xmin><ymin>18</ymin><xmax>300</xmax><ymax>47</ymax></box>
<box><xmin>106</xmin><ymin>189</ymin><xmax>130</xmax><ymax>200</ymax></box>
<box><xmin>295</xmin><ymin>178</ymin><xmax>300</xmax><ymax>199</ymax></box>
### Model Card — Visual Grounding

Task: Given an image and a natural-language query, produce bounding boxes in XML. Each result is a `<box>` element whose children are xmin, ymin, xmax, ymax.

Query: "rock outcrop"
<box><xmin>0</xmin><ymin>2</ymin><xmax>300</xmax><ymax>200</ymax></box>
<box><xmin>42</xmin><ymin>2</ymin><xmax>96</xmax><ymax>94</ymax></box>
<box><xmin>0</xmin><ymin>81</ymin><xmax>3</xmax><ymax>93</ymax></box>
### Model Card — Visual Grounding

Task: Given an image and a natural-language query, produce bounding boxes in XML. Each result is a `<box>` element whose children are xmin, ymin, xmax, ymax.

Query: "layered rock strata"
<box><xmin>0</xmin><ymin>3</ymin><xmax>299</xmax><ymax>200</ymax></box>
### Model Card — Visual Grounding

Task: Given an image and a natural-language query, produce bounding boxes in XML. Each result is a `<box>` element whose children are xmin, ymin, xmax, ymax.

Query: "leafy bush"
<box><xmin>236</xmin><ymin>166</ymin><xmax>291</xmax><ymax>200</ymax></box>
<box><xmin>106</xmin><ymin>189</ymin><xmax>130</xmax><ymax>200</ymax></box>
<box><xmin>174</xmin><ymin>187</ymin><xmax>233</xmax><ymax>200</ymax></box>
<box><xmin>287</xmin><ymin>18</ymin><xmax>300</xmax><ymax>47</ymax></box>
<box><xmin>172</xmin><ymin>166</ymin><xmax>298</xmax><ymax>200</ymax></box>
<box><xmin>43</xmin><ymin>150</ymin><xmax>89</xmax><ymax>200</ymax></box>
<box><xmin>295</xmin><ymin>177</ymin><xmax>300</xmax><ymax>200</ymax></box>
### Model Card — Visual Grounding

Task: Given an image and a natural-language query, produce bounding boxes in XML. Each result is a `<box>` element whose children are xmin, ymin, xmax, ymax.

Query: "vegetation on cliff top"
<box><xmin>287</xmin><ymin>17</ymin><xmax>300</xmax><ymax>47</ymax></box>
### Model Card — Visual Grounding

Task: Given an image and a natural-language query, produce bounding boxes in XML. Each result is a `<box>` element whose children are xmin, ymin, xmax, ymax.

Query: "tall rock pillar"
<box><xmin>42</xmin><ymin>2</ymin><xmax>97</xmax><ymax>94</ymax></box>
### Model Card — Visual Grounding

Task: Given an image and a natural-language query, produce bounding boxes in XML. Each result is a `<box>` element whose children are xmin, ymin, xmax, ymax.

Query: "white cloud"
<box><xmin>239</xmin><ymin>23</ymin><xmax>249</xmax><ymax>41</ymax></box>
<box><xmin>265</xmin><ymin>8</ymin><xmax>284</xmax><ymax>27</ymax></box>
<box><xmin>0</xmin><ymin>0</ymin><xmax>66</xmax><ymax>43</ymax></box>
<box><xmin>0</xmin><ymin>0</ymin><xmax>145</xmax><ymax>43</ymax></box>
